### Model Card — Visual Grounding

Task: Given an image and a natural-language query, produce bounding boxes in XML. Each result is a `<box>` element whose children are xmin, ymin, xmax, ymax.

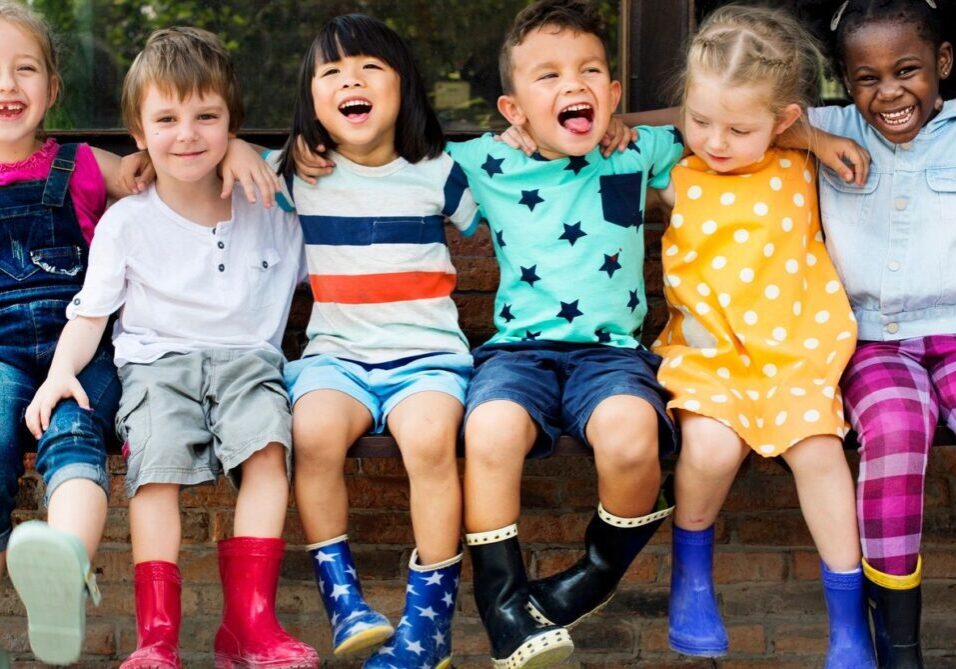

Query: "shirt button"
<box><xmin>895</xmin><ymin>198</ymin><xmax>907</xmax><ymax>211</ymax></box>
<box><xmin>262</xmin><ymin>260</ymin><xmax>269</xmax><ymax>269</ymax></box>
<box><xmin>73</xmin><ymin>298</ymin><xmax>81</xmax><ymax>305</ymax></box>
<box><xmin>218</xmin><ymin>241</ymin><xmax>225</xmax><ymax>249</ymax></box>
<box><xmin>900</xmin><ymin>142</ymin><xmax>913</xmax><ymax>150</ymax></box>
<box><xmin>888</xmin><ymin>261</ymin><xmax>900</xmax><ymax>271</ymax></box>
<box><xmin>218</xmin><ymin>264</ymin><xmax>225</xmax><ymax>272</ymax></box>
<box><xmin>886</xmin><ymin>323</ymin><xmax>899</xmax><ymax>334</ymax></box>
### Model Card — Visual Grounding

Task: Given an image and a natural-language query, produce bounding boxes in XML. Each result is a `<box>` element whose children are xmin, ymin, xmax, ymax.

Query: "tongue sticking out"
<box><xmin>563</xmin><ymin>116</ymin><xmax>592</xmax><ymax>134</ymax></box>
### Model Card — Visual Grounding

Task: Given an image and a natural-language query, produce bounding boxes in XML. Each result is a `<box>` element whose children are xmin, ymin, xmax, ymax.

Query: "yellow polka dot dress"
<box><xmin>653</xmin><ymin>149</ymin><xmax>857</xmax><ymax>456</ymax></box>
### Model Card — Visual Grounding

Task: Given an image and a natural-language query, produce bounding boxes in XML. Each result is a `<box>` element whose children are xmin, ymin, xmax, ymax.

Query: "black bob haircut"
<box><xmin>278</xmin><ymin>14</ymin><xmax>444</xmax><ymax>178</ymax></box>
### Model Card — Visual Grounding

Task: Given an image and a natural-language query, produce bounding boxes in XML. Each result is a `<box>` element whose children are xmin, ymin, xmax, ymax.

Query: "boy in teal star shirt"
<box><xmin>447</xmin><ymin>1</ymin><xmax>681</xmax><ymax>666</ymax></box>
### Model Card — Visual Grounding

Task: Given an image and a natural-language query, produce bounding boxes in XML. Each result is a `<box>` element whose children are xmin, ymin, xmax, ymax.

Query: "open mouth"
<box><xmin>0</xmin><ymin>102</ymin><xmax>25</xmax><ymax>119</ymax></box>
<box><xmin>339</xmin><ymin>98</ymin><xmax>373</xmax><ymax>121</ymax></box>
<box><xmin>558</xmin><ymin>103</ymin><xmax>594</xmax><ymax>134</ymax></box>
<box><xmin>878</xmin><ymin>105</ymin><xmax>916</xmax><ymax>127</ymax></box>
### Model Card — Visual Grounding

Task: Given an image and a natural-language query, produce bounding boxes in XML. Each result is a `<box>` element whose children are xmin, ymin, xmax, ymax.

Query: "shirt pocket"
<box><xmin>819</xmin><ymin>167</ymin><xmax>879</xmax><ymax>225</ymax></box>
<box><xmin>368</xmin><ymin>217</ymin><xmax>442</xmax><ymax>267</ymax></box>
<box><xmin>598</xmin><ymin>173</ymin><xmax>644</xmax><ymax>229</ymax></box>
<box><xmin>247</xmin><ymin>248</ymin><xmax>281</xmax><ymax>309</ymax></box>
<box><xmin>927</xmin><ymin>168</ymin><xmax>956</xmax><ymax>223</ymax></box>
<box><xmin>31</xmin><ymin>245</ymin><xmax>84</xmax><ymax>277</ymax></box>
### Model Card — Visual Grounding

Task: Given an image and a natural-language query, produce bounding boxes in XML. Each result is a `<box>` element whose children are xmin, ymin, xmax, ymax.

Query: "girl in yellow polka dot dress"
<box><xmin>648</xmin><ymin>6</ymin><xmax>876</xmax><ymax>667</ymax></box>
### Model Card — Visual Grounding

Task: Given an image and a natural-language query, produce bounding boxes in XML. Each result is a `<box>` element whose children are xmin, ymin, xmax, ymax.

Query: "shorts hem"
<box><xmin>126</xmin><ymin>467</ymin><xmax>218</xmax><ymax>498</ymax></box>
<box><xmin>464</xmin><ymin>391</ymin><xmax>560</xmax><ymax>458</ymax></box>
<box><xmin>220</xmin><ymin>433</ymin><xmax>293</xmax><ymax>480</ymax></box>
<box><xmin>382</xmin><ymin>383</ymin><xmax>466</xmax><ymax>424</ymax></box>
<box><xmin>572</xmin><ymin>385</ymin><xmax>675</xmax><ymax>455</ymax></box>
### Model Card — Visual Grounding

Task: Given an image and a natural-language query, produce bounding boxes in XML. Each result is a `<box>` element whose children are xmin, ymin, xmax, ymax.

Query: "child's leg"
<box><xmin>234</xmin><ymin>442</ymin><xmax>288</xmax><ymax>538</ymax></box>
<box><xmin>292</xmin><ymin>389</ymin><xmax>373</xmax><ymax>542</ymax></box>
<box><xmin>387</xmin><ymin>391</ymin><xmax>462</xmax><ymax>564</ymax></box>
<box><xmin>47</xmin><ymin>480</ymin><xmax>107</xmax><ymax>557</ymax></box>
<box><xmin>130</xmin><ymin>484</ymin><xmax>181</xmax><ymax>563</ymax></box>
<box><xmin>0</xmin><ymin>361</ymin><xmax>35</xmax><ymax>576</ymax></box>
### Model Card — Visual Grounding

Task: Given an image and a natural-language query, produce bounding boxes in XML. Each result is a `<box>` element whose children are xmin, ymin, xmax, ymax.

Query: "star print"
<box><xmin>559</xmin><ymin>222</ymin><xmax>586</xmax><ymax>246</ymax></box>
<box><xmin>330</xmin><ymin>611</ymin><xmax>340</xmax><ymax>626</ymax></box>
<box><xmin>565</xmin><ymin>155</ymin><xmax>589</xmax><ymax>175</ymax></box>
<box><xmin>600</xmin><ymin>253</ymin><xmax>622</xmax><ymax>278</ymax></box>
<box><xmin>482</xmin><ymin>154</ymin><xmax>504</xmax><ymax>177</ymax></box>
<box><xmin>670</xmin><ymin>126</ymin><xmax>684</xmax><ymax>145</ymax></box>
<box><xmin>379</xmin><ymin>645</ymin><xmax>396</xmax><ymax>656</ymax></box>
<box><xmin>330</xmin><ymin>583</ymin><xmax>351</xmax><ymax>601</ymax></box>
<box><xmin>345</xmin><ymin>565</ymin><xmax>357</xmax><ymax>579</ymax></box>
<box><xmin>519</xmin><ymin>189</ymin><xmax>544</xmax><ymax>211</ymax></box>
<box><xmin>595</xmin><ymin>329</ymin><xmax>612</xmax><ymax>344</ymax></box>
<box><xmin>345</xmin><ymin>609</ymin><xmax>365</xmax><ymax>622</ymax></box>
<box><xmin>494</xmin><ymin>228</ymin><xmax>506</xmax><ymax>248</ymax></box>
<box><xmin>627</xmin><ymin>140</ymin><xmax>640</xmax><ymax>153</ymax></box>
<box><xmin>557</xmin><ymin>300</ymin><xmax>584</xmax><ymax>323</ymax></box>
<box><xmin>417</xmin><ymin>605</ymin><xmax>439</xmax><ymax>620</ymax></box>
<box><xmin>442</xmin><ymin>591</ymin><xmax>454</xmax><ymax>607</ymax></box>
<box><xmin>420</xmin><ymin>662</ymin><xmax>431</xmax><ymax>669</ymax></box>
<box><xmin>433</xmin><ymin>629</ymin><xmax>447</xmax><ymax>646</ymax></box>
<box><xmin>424</xmin><ymin>572</ymin><xmax>444</xmax><ymax>586</ymax></box>
<box><xmin>314</xmin><ymin>551</ymin><xmax>336</xmax><ymax>564</ymax></box>
<box><xmin>406</xmin><ymin>584</ymin><xmax>418</xmax><ymax>595</ymax></box>
<box><xmin>499</xmin><ymin>304</ymin><xmax>515</xmax><ymax>322</ymax></box>
<box><xmin>398</xmin><ymin>615</ymin><xmax>410</xmax><ymax>628</ymax></box>
<box><xmin>405</xmin><ymin>640</ymin><xmax>425</xmax><ymax>655</ymax></box>
<box><xmin>627</xmin><ymin>290</ymin><xmax>641</xmax><ymax>312</ymax></box>
<box><xmin>524</xmin><ymin>330</ymin><xmax>541</xmax><ymax>341</ymax></box>
<box><xmin>520</xmin><ymin>265</ymin><xmax>541</xmax><ymax>287</ymax></box>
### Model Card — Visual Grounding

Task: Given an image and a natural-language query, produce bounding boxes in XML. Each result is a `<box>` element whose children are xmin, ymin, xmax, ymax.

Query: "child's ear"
<box><xmin>938</xmin><ymin>40</ymin><xmax>953</xmax><ymax>80</ymax></box>
<box><xmin>132</xmin><ymin>131</ymin><xmax>147</xmax><ymax>152</ymax></box>
<box><xmin>497</xmin><ymin>94</ymin><xmax>528</xmax><ymax>127</ymax></box>
<box><xmin>47</xmin><ymin>77</ymin><xmax>59</xmax><ymax>109</ymax></box>
<box><xmin>610</xmin><ymin>80</ymin><xmax>622</xmax><ymax>111</ymax></box>
<box><xmin>774</xmin><ymin>103</ymin><xmax>803</xmax><ymax>136</ymax></box>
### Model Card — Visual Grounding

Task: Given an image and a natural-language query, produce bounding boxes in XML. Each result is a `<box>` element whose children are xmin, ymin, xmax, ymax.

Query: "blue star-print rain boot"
<box><xmin>364</xmin><ymin>549</ymin><xmax>462</xmax><ymax>669</ymax></box>
<box><xmin>308</xmin><ymin>534</ymin><xmax>394</xmax><ymax>657</ymax></box>
<box><xmin>821</xmin><ymin>561</ymin><xmax>877</xmax><ymax>669</ymax></box>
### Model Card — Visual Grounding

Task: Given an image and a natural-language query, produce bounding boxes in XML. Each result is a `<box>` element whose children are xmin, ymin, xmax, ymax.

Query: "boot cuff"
<box><xmin>598</xmin><ymin>499</ymin><xmax>674</xmax><ymax>528</ymax></box>
<box><xmin>218</xmin><ymin>536</ymin><xmax>285</xmax><ymax>558</ymax></box>
<box><xmin>465</xmin><ymin>524</ymin><xmax>517</xmax><ymax>546</ymax></box>
<box><xmin>863</xmin><ymin>556</ymin><xmax>922</xmax><ymax>590</ymax></box>
<box><xmin>820</xmin><ymin>561</ymin><xmax>863</xmax><ymax>589</ymax></box>
<box><xmin>134</xmin><ymin>560</ymin><xmax>182</xmax><ymax>583</ymax></box>
<box><xmin>409</xmin><ymin>547</ymin><xmax>464</xmax><ymax>571</ymax></box>
<box><xmin>672</xmin><ymin>524</ymin><xmax>716</xmax><ymax>545</ymax></box>
<box><xmin>305</xmin><ymin>534</ymin><xmax>348</xmax><ymax>551</ymax></box>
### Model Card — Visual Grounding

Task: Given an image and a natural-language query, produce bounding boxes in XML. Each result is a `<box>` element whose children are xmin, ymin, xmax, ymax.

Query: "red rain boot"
<box><xmin>121</xmin><ymin>561</ymin><xmax>182</xmax><ymax>669</ymax></box>
<box><xmin>214</xmin><ymin>537</ymin><xmax>319</xmax><ymax>669</ymax></box>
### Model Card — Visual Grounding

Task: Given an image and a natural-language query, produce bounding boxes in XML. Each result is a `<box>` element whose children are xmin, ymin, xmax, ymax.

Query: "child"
<box><xmin>25</xmin><ymin>27</ymin><xmax>317</xmax><ymax>669</ymax></box>
<box><xmin>270</xmin><ymin>14</ymin><xmax>478</xmax><ymax>668</ymax></box>
<box><xmin>815</xmin><ymin>1</ymin><xmax>954</xmax><ymax>665</ymax></box>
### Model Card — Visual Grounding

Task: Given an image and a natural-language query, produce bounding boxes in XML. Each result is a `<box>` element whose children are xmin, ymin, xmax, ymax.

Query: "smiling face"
<box><xmin>683</xmin><ymin>72</ymin><xmax>800</xmax><ymax>173</ymax></box>
<box><xmin>133</xmin><ymin>85</ymin><xmax>230</xmax><ymax>188</ymax></box>
<box><xmin>842</xmin><ymin>19</ymin><xmax>953</xmax><ymax>144</ymax></box>
<box><xmin>311</xmin><ymin>53</ymin><xmax>401</xmax><ymax>166</ymax></box>
<box><xmin>498</xmin><ymin>26</ymin><xmax>620</xmax><ymax>160</ymax></box>
<box><xmin>0</xmin><ymin>19</ymin><xmax>56</xmax><ymax>162</ymax></box>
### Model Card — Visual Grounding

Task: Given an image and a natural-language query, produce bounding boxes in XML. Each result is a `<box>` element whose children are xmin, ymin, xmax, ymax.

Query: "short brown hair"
<box><xmin>0</xmin><ymin>1</ymin><xmax>61</xmax><ymax>105</ymax></box>
<box><xmin>121</xmin><ymin>26</ymin><xmax>243</xmax><ymax>136</ymax></box>
<box><xmin>499</xmin><ymin>0</ymin><xmax>607</xmax><ymax>94</ymax></box>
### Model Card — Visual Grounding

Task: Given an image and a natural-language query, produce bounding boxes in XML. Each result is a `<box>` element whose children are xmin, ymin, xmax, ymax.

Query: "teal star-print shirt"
<box><xmin>446</xmin><ymin>126</ymin><xmax>684</xmax><ymax>348</ymax></box>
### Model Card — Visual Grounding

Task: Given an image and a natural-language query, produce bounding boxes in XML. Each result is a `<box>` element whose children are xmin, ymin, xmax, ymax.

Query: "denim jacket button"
<box><xmin>886</xmin><ymin>323</ymin><xmax>899</xmax><ymax>334</ymax></box>
<box><xmin>894</xmin><ymin>198</ymin><xmax>907</xmax><ymax>211</ymax></box>
<box><xmin>888</xmin><ymin>261</ymin><xmax>900</xmax><ymax>272</ymax></box>
<box><xmin>900</xmin><ymin>142</ymin><xmax>913</xmax><ymax>151</ymax></box>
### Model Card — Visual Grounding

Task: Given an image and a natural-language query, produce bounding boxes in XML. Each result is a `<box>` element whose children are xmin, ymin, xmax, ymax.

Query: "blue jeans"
<box><xmin>0</xmin><ymin>299</ymin><xmax>119</xmax><ymax>552</ymax></box>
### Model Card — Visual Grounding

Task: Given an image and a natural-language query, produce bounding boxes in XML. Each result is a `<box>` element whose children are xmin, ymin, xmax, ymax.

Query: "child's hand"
<box><xmin>598</xmin><ymin>118</ymin><xmax>638</xmax><ymax>157</ymax></box>
<box><xmin>495</xmin><ymin>125</ymin><xmax>537</xmax><ymax>156</ymax></box>
<box><xmin>293</xmin><ymin>136</ymin><xmax>334</xmax><ymax>184</ymax></box>
<box><xmin>220</xmin><ymin>138</ymin><xmax>281</xmax><ymax>207</ymax></box>
<box><xmin>25</xmin><ymin>373</ymin><xmax>89</xmax><ymax>438</ymax></box>
<box><xmin>117</xmin><ymin>151</ymin><xmax>154</xmax><ymax>194</ymax></box>
<box><xmin>815</xmin><ymin>132</ymin><xmax>871</xmax><ymax>186</ymax></box>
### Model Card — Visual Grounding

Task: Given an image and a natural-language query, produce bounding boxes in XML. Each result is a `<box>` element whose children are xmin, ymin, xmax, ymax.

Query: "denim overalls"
<box><xmin>0</xmin><ymin>143</ymin><xmax>119</xmax><ymax>552</ymax></box>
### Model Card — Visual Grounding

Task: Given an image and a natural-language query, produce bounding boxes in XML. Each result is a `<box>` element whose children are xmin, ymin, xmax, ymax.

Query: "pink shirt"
<box><xmin>0</xmin><ymin>138</ymin><xmax>107</xmax><ymax>244</ymax></box>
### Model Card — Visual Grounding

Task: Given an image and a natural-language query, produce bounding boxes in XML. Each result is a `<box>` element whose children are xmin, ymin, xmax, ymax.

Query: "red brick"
<box><xmin>772</xmin><ymin>623</ymin><xmax>828</xmax><ymax>654</ymax></box>
<box><xmin>713</xmin><ymin>551</ymin><xmax>787</xmax><ymax>584</ymax></box>
<box><xmin>792</xmin><ymin>550</ymin><xmax>821</xmax><ymax>581</ymax></box>
<box><xmin>727</xmin><ymin>624</ymin><xmax>767</xmax><ymax>653</ymax></box>
<box><xmin>345</xmin><ymin>475</ymin><xmax>410</xmax><ymax>509</ymax></box>
<box><xmin>456</xmin><ymin>256</ymin><xmax>499</xmax><ymax>292</ymax></box>
<box><xmin>733</xmin><ymin>512</ymin><xmax>813</xmax><ymax>547</ymax></box>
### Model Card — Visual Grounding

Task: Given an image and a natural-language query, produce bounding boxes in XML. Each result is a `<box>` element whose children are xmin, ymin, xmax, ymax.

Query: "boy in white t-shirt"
<box><xmin>26</xmin><ymin>27</ymin><xmax>318</xmax><ymax>669</ymax></box>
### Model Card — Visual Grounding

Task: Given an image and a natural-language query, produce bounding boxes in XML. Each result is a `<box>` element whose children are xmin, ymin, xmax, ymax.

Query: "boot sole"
<box><xmin>332</xmin><ymin>625</ymin><xmax>394</xmax><ymax>657</ymax></box>
<box><xmin>121</xmin><ymin>661</ymin><xmax>181</xmax><ymax>669</ymax></box>
<box><xmin>668</xmin><ymin>635</ymin><xmax>729</xmax><ymax>658</ymax></box>
<box><xmin>7</xmin><ymin>522</ymin><xmax>89</xmax><ymax>666</ymax></box>
<box><xmin>526</xmin><ymin>593</ymin><xmax>614</xmax><ymax>629</ymax></box>
<box><xmin>214</xmin><ymin>654</ymin><xmax>319</xmax><ymax>669</ymax></box>
<box><xmin>492</xmin><ymin>628</ymin><xmax>574</xmax><ymax>669</ymax></box>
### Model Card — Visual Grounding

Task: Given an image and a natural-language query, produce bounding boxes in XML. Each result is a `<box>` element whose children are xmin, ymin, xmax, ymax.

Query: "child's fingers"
<box><xmin>24</xmin><ymin>400</ymin><xmax>42</xmax><ymax>438</ymax></box>
<box><xmin>221</xmin><ymin>170</ymin><xmax>237</xmax><ymax>200</ymax></box>
<box><xmin>70</xmin><ymin>380</ymin><xmax>91</xmax><ymax>411</ymax></box>
<box><xmin>238</xmin><ymin>173</ymin><xmax>259</xmax><ymax>203</ymax></box>
<box><xmin>254</xmin><ymin>168</ymin><xmax>277</xmax><ymax>208</ymax></box>
<box><xmin>137</xmin><ymin>162</ymin><xmax>155</xmax><ymax>193</ymax></box>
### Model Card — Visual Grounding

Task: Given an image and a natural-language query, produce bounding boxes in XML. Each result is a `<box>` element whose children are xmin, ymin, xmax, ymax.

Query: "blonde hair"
<box><xmin>0</xmin><ymin>1</ymin><xmax>60</xmax><ymax>103</ymax></box>
<box><xmin>680</xmin><ymin>4</ymin><xmax>822</xmax><ymax>117</ymax></box>
<box><xmin>121</xmin><ymin>26</ymin><xmax>243</xmax><ymax>136</ymax></box>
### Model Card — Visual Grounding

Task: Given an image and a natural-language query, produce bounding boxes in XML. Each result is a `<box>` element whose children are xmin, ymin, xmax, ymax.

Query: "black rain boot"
<box><xmin>527</xmin><ymin>477</ymin><xmax>674</xmax><ymax>628</ymax></box>
<box><xmin>864</xmin><ymin>558</ymin><xmax>923</xmax><ymax>669</ymax></box>
<box><xmin>466</xmin><ymin>524</ymin><xmax>574</xmax><ymax>668</ymax></box>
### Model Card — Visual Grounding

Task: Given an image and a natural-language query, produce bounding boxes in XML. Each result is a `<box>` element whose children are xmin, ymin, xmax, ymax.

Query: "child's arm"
<box><xmin>292</xmin><ymin>137</ymin><xmax>335</xmax><ymax>183</ymax></box>
<box><xmin>25</xmin><ymin>316</ymin><xmax>109</xmax><ymax>437</ymax></box>
<box><xmin>92</xmin><ymin>147</ymin><xmax>153</xmax><ymax>198</ymax></box>
<box><xmin>777</xmin><ymin>120</ymin><xmax>870</xmax><ymax>186</ymax></box>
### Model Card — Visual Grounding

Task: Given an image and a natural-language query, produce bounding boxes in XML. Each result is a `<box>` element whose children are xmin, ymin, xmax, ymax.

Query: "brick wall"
<box><xmin>3</xmin><ymin>214</ymin><xmax>956</xmax><ymax>667</ymax></box>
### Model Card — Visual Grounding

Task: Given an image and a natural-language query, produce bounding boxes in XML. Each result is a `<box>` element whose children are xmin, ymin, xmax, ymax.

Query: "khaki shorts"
<box><xmin>117</xmin><ymin>349</ymin><xmax>291</xmax><ymax>498</ymax></box>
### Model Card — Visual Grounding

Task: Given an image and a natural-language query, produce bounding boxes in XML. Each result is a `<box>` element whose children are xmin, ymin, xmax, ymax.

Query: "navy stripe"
<box><xmin>299</xmin><ymin>215</ymin><xmax>446</xmax><ymax>246</ymax></box>
<box><xmin>442</xmin><ymin>161</ymin><xmax>469</xmax><ymax>218</ymax></box>
<box><xmin>338</xmin><ymin>351</ymin><xmax>446</xmax><ymax>371</ymax></box>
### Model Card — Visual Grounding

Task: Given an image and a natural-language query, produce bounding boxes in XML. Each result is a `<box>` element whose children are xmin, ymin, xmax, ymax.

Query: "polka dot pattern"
<box><xmin>653</xmin><ymin>149</ymin><xmax>857</xmax><ymax>457</ymax></box>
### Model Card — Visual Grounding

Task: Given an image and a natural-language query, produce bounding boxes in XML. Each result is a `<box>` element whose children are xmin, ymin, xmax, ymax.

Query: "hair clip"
<box><xmin>830</xmin><ymin>1</ymin><xmax>849</xmax><ymax>31</ymax></box>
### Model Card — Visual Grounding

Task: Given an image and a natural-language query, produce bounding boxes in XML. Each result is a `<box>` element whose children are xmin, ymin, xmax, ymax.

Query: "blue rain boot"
<box><xmin>364</xmin><ymin>549</ymin><xmax>462</xmax><ymax>669</ymax></box>
<box><xmin>308</xmin><ymin>534</ymin><xmax>394</xmax><ymax>657</ymax></box>
<box><xmin>668</xmin><ymin>524</ymin><xmax>728</xmax><ymax>657</ymax></box>
<box><xmin>821</xmin><ymin>561</ymin><xmax>877</xmax><ymax>669</ymax></box>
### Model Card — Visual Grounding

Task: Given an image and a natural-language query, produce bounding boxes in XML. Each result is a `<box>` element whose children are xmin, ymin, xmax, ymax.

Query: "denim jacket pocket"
<box><xmin>31</xmin><ymin>246</ymin><xmax>84</xmax><ymax>277</ymax></box>
<box><xmin>927</xmin><ymin>168</ymin><xmax>956</xmax><ymax>223</ymax></box>
<box><xmin>819</xmin><ymin>166</ymin><xmax>879</xmax><ymax>225</ymax></box>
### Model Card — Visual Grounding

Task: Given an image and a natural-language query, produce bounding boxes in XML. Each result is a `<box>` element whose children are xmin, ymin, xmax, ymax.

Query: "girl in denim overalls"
<box><xmin>0</xmin><ymin>3</ymin><xmax>148</xmax><ymax>666</ymax></box>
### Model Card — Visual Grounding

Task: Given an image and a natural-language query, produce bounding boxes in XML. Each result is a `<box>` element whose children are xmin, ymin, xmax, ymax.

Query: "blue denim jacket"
<box><xmin>808</xmin><ymin>101</ymin><xmax>956</xmax><ymax>342</ymax></box>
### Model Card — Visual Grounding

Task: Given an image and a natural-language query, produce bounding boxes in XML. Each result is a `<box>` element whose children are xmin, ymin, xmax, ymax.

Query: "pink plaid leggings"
<box><xmin>841</xmin><ymin>335</ymin><xmax>956</xmax><ymax>576</ymax></box>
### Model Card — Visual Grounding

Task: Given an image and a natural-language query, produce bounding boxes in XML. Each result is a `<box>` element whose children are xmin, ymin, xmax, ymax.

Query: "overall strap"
<box><xmin>42</xmin><ymin>142</ymin><xmax>79</xmax><ymax>207</ymax></box>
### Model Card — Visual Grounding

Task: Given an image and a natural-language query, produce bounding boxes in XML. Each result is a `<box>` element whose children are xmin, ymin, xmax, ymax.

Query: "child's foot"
<box><xmin>7</xmin><ymin>521</ymin><xmax>100</xmax><ymax>665</ymax></box>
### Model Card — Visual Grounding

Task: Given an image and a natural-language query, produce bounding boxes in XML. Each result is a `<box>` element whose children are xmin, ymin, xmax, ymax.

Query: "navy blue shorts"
<box><xmin>465</xmin><ymin>341</ymin><xmax>677</xmax><ymax>458</ymax></box>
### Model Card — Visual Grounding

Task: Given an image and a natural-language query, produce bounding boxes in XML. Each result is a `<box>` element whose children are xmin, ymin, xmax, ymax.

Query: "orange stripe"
<box><xmin>310</xmin><ymin>272</ymin><xmax>456</xmax><ymax>304</ymax></box>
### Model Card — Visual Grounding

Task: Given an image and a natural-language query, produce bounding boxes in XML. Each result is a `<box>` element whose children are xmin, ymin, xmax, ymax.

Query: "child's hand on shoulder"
<box><xmin>116</xmin><ymin>151</ymin><xmax>154</xmax><ymax>194</ymax></box>
<box><xmin>220</xmin><ymin>138</ymin><xmax>282</xmax><ymax>207</ymax></box>
<box><xmin>293</xmin><ymin>136</ymin><xmax>334</xmax><ymax>184</ymax></box>
<box><xmin>814</xmin><ymin>131</ymin><xmax>871</xmax><ymax>187</ymax></box>
<box><xmin>25</xmin><ymin>373</ymin><xmax>89</xmax><ymax>438</ymax></box>
<box><xmin>495</xmin><ymin>118</ymin><xmax>637</xmax><ymax>158</ymax></box>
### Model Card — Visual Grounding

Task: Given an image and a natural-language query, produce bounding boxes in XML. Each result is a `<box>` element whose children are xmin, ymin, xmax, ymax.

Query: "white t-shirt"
<box><xmin>67</xmin><ymin>185</ymin><xmax>305</xmax><ymax>366</ymax></box>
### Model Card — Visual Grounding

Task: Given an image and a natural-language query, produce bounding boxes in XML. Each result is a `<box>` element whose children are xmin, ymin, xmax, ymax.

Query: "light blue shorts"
<box><xmin>284</xmin><ymin>352</ymin><xmax>473</xmax><ymax>432</ymax></box>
